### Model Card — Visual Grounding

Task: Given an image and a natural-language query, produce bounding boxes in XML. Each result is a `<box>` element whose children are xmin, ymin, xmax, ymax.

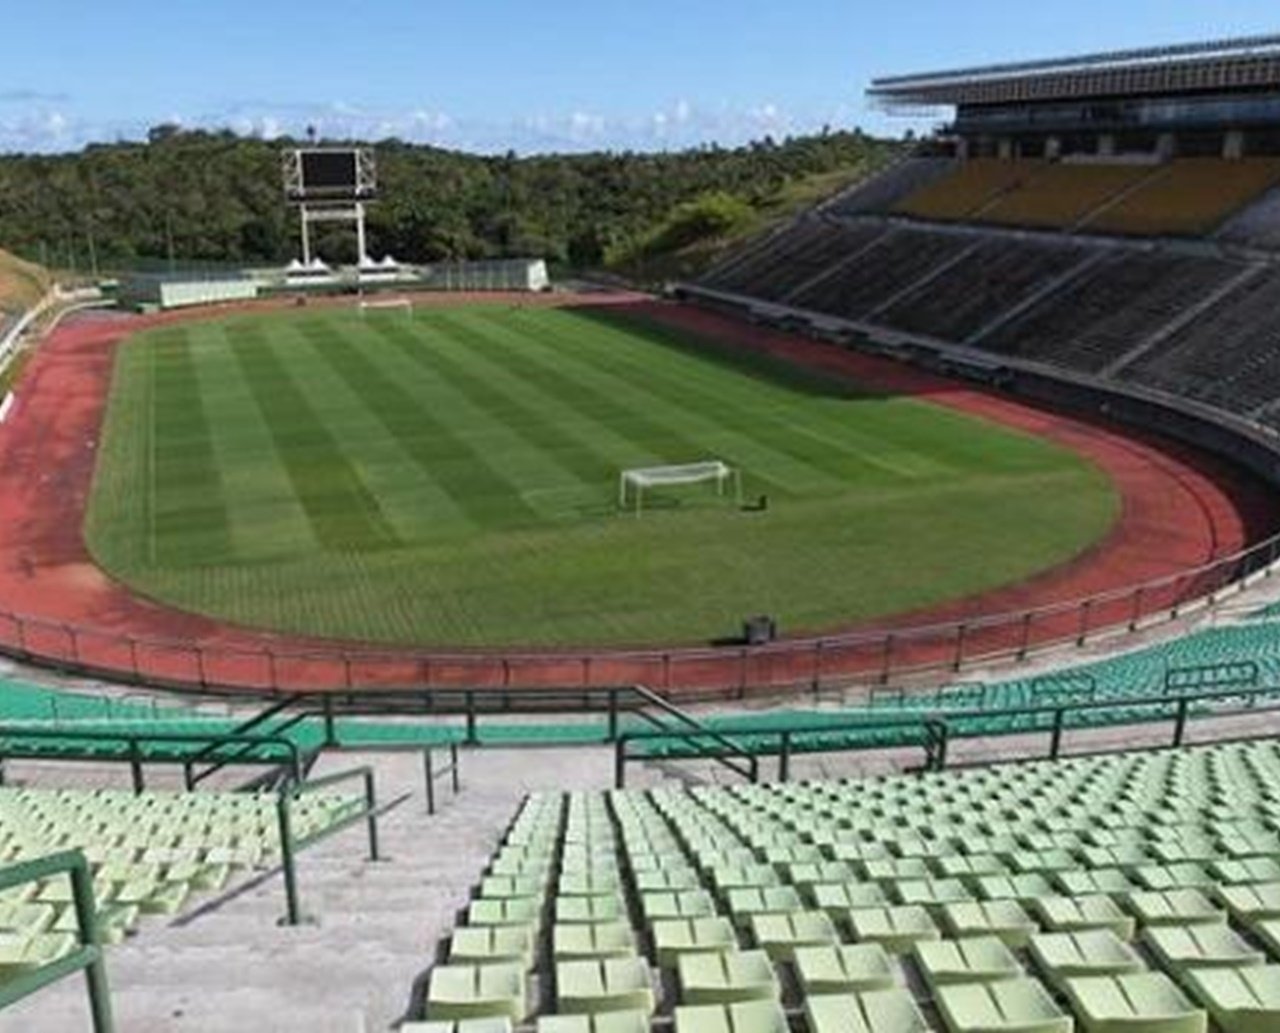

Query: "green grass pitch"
<box><xmin>84</xmin><ymin>303</ymin><xmax>1118</xmax><ymax>647</ymax></box>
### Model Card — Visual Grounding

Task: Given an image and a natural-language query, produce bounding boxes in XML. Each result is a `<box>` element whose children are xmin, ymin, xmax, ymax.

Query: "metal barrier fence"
<box><xmin>613</xmin><ymin>682</ymin><xmax>1280</xmax><ymax>785</ymax></box>
<box><xmin>0</xmin><ymin>850</ymin><xmax>114</xmax><ymax>1032</ymax></box>
<box><xmin>0</xmin><ymin>526</ymin><xmax>1277</xmax><ymax>698</ymax></box>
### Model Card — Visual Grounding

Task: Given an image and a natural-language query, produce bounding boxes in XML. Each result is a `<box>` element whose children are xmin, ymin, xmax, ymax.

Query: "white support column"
<box><xmin>355</xmin><ymin>202</ymin><xmax>369</xmax><ymax>266</ymax></box>
<box><xmin>300</xmin><ymin>208</ymin><xmax>312</xmax><ymax>265</ymax></box>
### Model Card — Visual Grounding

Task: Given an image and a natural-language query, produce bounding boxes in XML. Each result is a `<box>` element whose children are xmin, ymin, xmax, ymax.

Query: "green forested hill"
<box><xmin>0</xmin><ymin>129</ymin><xmax>897</xmax><ymax>276</ymax></box>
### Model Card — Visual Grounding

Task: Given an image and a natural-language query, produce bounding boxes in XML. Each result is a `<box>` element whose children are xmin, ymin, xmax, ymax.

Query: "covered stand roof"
<box><xmin>869</xmin><ymin>34</ymin><xmax>1280</xmax><ymax>108</ymax></box>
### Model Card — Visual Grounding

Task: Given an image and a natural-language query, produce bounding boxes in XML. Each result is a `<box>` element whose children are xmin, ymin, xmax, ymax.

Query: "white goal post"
<box><xmin>618</xmin><ymin>460</ymin><xmax>742</xmax><ymax>516</ymax></box>
<box><xmin>358</xmin><ymin>297</ymin><xmax>413</xmax><ymax>318</ymax></box>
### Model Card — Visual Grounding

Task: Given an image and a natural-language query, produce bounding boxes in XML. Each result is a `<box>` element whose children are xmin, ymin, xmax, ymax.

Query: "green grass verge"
<box><xmin>84</xmin><ymin>304</ymin><xmax>1119</xmax><ymax>647</ymax></box>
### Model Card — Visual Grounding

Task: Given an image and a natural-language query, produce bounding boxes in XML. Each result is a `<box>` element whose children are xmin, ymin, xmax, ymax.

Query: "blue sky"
<box><xmin>2</xmin><ymin>1</ymin><xmax>1277</xmax><ymax>154</ymax></box>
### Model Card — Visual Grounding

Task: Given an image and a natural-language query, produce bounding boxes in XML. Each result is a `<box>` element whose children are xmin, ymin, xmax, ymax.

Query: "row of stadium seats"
<box><xmin>890</xmin><ymin>158</ymin><xmax>1280</xmax><ymax>236</ymax></box>
<box><xmin>0</xmin><ymin>785</ymin><xmax>360</xmax><ymax>982</ymax></box>
<box><xmin>409</xmin><ymin>741</ymin><xmax>1280</xmax><ymax>1032</ymax></box>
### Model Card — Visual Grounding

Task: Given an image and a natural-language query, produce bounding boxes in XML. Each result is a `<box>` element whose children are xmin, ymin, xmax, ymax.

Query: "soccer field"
<box><xmin>84</xmin><ymin>303</ymin><xmax>1118</xmax><ymax>647</ymax></box>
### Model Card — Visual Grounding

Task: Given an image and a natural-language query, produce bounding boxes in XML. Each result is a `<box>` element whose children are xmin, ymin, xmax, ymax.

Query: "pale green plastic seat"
<box><xmin>1030</xmin><ymin>896</ymin><xmax>1136</xmax><ymax>940</ymax></box>
<box><xmin>401</xmin><ymin>1018</ymin><xmax>512</xmax><ymax>1033</ymax></box>
<box><xmin>557</xmin><ymin>896</ymin><xmax>626</xmax><ymax>925</ymax></box>
<box><xmin>426</xmin><ymin>963</ymin><xmax>527</xmax><ymax>1022</ymax></box>
<box><xmin>559</xmin><ymin>870</ymin><xmax>624</xmax><ymax>897</ymax></box>
<box><xmin>1125</xmin><ymin>890</ymin><xmax>1225</xmax><ymax>928</ymax></box>
<box><xmin>972</xmin><ymin>875</ymin><xmax>1057</xmax><ymax>907</ymax></box>
<box><xmin>451</xmin><ymin>925</ymin><xmax>537</xmax><ymax>968</ymax></box>
<box><xmin>1251</xmin><ymin>919</ymin><xmax>1280</xmax><ymax>960</ymax></box>
<box><xmin>934</xmin><ymin>977</ymin><xmax>1072</xmax><ymax>1033</ymax></box>
<box><xmin>804</xmin><ymin>989</ymin><xmax>931</xmax><ymax>1033</ymax></box>
<box><xmin>677</xmin><ymin>950</ymin><xmax>779</xmax><ymax>1005</ymax></box>
<box><xmin>747</xmin><ymin>910</ymin><xmax>837</xmax><ymax>961</ymax></box>
<box><xmin>793</xmin><ymin>943</ymin><xmax>898</xmax><ymax>995</ymax></box>
<box><xmin>1132</xmin><ymin>865</ymin><xmax>1216</xmax><ymax>893</ymax></box>
<box><xmin>936</xmin><ymin>855</ymin><xmax>1010</xmax><ymax>880</ymax></box>
<box><xmin>552</xmin><ymin>922</ymin><xmax>638</xmax><ymax>962</ymax></box>
<box><xmin>892</xmin><ymin>878</ymin><xmax>974</xmax><ymax>910</ymax></box>
<box><xmin>1063</xmin><ymin>972</ymin><xmax>1206</xmax><ymax>1033</ymax></box>
<box><xmin>724</xmin><ymin>887</ymin><xmax>802</xmax><ymax>920</ymax></box>
<box><xmin>863</xmin><ymin>858</ymin><xmax>931</xmax><ymax>884</ymax></box>
<box><xmin>480</xmin><ymin>876</ymin><xmax>546</xmax><ymax>901</ymax></box>
<box><xmin>1003</xmin><ymin>849</ymin><xmax>1077</xmax><ymax>875</ymax></box>
<box><xmin>787</xmin><ymin>862</ymin><xmax>857</xmax><ymax>893</ymax></box>
<box><xmin>555</xmin><ymin>958</ymin><xmax>654</xmax><ymax>1015</ymax></box>
<box><xmin>810</xmin><ymin>882</ymin><xmax>889</xmax><ymax>916</ymax></box>
<box><xmin>536</xmin><ymin>1013</ymin><xmax>648</xmax><ymax>1033</ymax></box>
<box><xmin>1056</xmin><ymin>870</ymin><xmax>1138</xmax><ymax>897</ymax></box>
<box><xmin>1215</xmin><ymin>883</ymin><xmax>1280</xmax><ymax>925</ymax></box>
<box><xmin>1184</xmin><ymin>964</ymin><xmax>1280</xmax><ymax>1033</ymax></box>
<box><xmin>674</xmin><ymin>1000</ymin><xmax>787</xmax><ymax>1033</ymax></box>
<box><xmin>0</xmin><ymin>931</ymin><xmax>76</xmax><ymax>980</ymax></box>
<box><xmin>633</xmin><ymin>870</ymin><xmax>701</xmax><ymax>893</ymax></box>
<box><xmin>1210</xmin><ymin>859</ymin><xmax>1280</xmax><ymax>886</ymax></box>
<box><xmin>467</xmin><ymin>898</ymin><xmax>543</xmax><ymax>928</ymax></box>
<box><xmin>1029</xmin><ymin>930</ymin><xmax>1145</xmax><ymax>987</ymax></box>
<box><xmin>914</xmin><ymin>936</ymin><xmax>1023</xmax><ymax>989</ymax></box>
<box><xmin>1141</xmin><ymin>924</ymin><xmax>1266</xmax><ymax>975</ymax></box>
<box><xmin>941</xmin><ymin>900</ymin><xmax>1039</xmax><ymax>948</ymax></box>
<box><xmin>651</xmin><ymin>918</ymin><xmax>739</xmax><ymax>967</ymax></box>
<box><xmin>844</xmin><ymin>905</ymin><xmax>940</xmax><ymax>955</ymax></box>
<box><xmin>642</xmin><ymin>891</ymin><xmax>717</xmax><ymax>923</ymax></box>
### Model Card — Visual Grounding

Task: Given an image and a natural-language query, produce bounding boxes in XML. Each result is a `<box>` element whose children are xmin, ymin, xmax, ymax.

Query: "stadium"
<box><xmin>5</xmin><ymin>22</ymin><xmax>1280</xmax><ymax>1033</ymax></box>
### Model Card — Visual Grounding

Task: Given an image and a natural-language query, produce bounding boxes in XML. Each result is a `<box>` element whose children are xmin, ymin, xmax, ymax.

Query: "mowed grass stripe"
<box><xmin>190</xmin><ymin>325</ymin><xmax>321</xmax><ymax>560</ymax></box>
<box><xmin>439</xmin><ymin>309</ymin><xmax>843</xmax><ymax>496</ymax></box>
<box><xmin>427</xmin><ymin>308</ymin><xmax>808</xmax><ymax>494</ymax></box>
<box><xmin>505</xmin><ymin>308</ymin><xmax>946</xmax><ymax>484</ymax></box>
<box><xmin>291</xmin><ymin>318</ymin><xmax>543</xmax><ymax>530</ymax></box>
<box><xmin>147</xmin><ymin>328</ymin><xmax>235</xmax><ymax>563</ymax></box>
<box><xmin>574</xmin><ymin>308</ymin><xmax>1071</xmax><ymax>478</ymax></box>
<box><xmin>364</xmin><ymin>316</ymin><xmax>625</xmax><ymax>489</ymax></box>
<box><xmin>229</xmin><ymin>325</ymin><xmax>400</xmax><ymax>550</ymax></box>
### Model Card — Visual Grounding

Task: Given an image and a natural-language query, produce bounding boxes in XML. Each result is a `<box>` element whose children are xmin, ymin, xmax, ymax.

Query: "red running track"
<box><xmin>0</xmin><ymin>295</ymin><xmax>1272</xmax><ymax>699</ymax></box>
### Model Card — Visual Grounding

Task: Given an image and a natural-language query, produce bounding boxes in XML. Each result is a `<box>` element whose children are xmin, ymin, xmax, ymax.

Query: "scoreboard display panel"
<box><xmin>300</xmin><ymin>150</ymin><xmax>357</xmax><ymax>191</ymax></box>
<box><xmin>284</xmin><ymin>148</ymin><xmax>375</xmax><ymax>200</ymax></box>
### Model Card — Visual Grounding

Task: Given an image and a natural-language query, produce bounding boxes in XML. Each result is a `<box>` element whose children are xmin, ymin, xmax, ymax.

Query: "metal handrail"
<box><xmin>613</xmin><ymin>681</ymin><xmax>1280</xmax><ymax>785</ymax></box>
<box><xmin>0</xmin><ymin>849</ymin><xmax>114</xmax><ymax>1032</ymax></box>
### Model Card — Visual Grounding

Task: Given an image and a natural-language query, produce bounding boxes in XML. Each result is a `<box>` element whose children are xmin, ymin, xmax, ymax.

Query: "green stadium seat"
<box><xmin>844</xmin><ymin>905</ymin><xmax>940</xmax><ymax>955</ymax></box>
<box><xmin>426</xmin><ymin>963</ymin><xmax>527</xmax><ymax>1022</ymax></box>
<box><xmin>809</xmin><ymin>882</ymin><xmax>889</xmax><ymax>915</ymax></box>
<box><xmin>401</xmin><ymin>1019</ymin><xmax>512</xmax><ymax>1033</ymax></box>
<box><xmin>1183</xmin><ymin>964</ymin><xmax>1280</xmax><ymax>1033</ymax></box>
<box><xmin>934</xmin><ymin>978</ymin><xmax>1072</xmax><ymax>1033</ymax></box>
<box><xmin>642</xmin><ymin>891</ymin><xmax>717</xmax><ymax>923</ymax></box>
<box><xmin>1215</xmin><ymin>883</ymin><xmax>1280</xmax><ymax>925</ymax></box>
<box><xmin>1210</xmin><ymin>859</ymin><xmax>1280</xmax><ymax>886</ymax></box>
<box><xmin>1055</xmin><ymin>870</ymin><xmax>1138</xmax><ymax>897</ymax></box>
<box><xmin>552</xmin><ymin>922</ymin><xmax>638</xmax><ymax>962</ymax></box>
<box><xmin>746</xmin><ymin>910</ymin><xmax>838</xmax><ymax>961</ymax></box>
<box><xmin>557</xmin><ymin>897</ymin><xmax>626</xmax><ymax>925</ymax></box>
<box><xmin>1062</xmin><ymin>972</ymin><xmax>1206</xmax><ymax>1033</ymax></box>
<box><xmin>1029</xmin><ymin>930</ymin><xmax>1146</xmax><ymax>987</ymax></box>
<box><xmin>1030</xmin><ymin>896</ymin><xmax>1136</xmax><ymax>940</ymax></box>
<box><xmin>634</xmin><ymin>870</ymin><xmax>702</xmax><ymax>893</ymax></box>
<box><xmin>913</xmin><ymin>936</ymin><xmax>1023</xmax><ymax>989</ymax></box>
<box><xmin>677</xmin><ymin>950</ymin><xmax>779</xmax><ymax>1005</ymax></box>
<box><xmin>941</xmin><ymin>900</ymin><xmax>1038</xmax><ymax>948</ymax></box>
<box><xmin>0</xmin><ymin>931</ymin><xmax>76</xmax><ymax>981</ymax></box>
<box><xmin>555</xmin><ymin>958</ymin><xmax>655</xmax><ymax>1015</ymax></box>
<box><xmin>936</xmin><ymin>855</ymin><xmax>1010</xmax><ymax>880</ymax></box>
<box><xmin>559</xmin><ymin>870</ymin><xmax>624</xmax><ymax>897</ymax></box>
<box><xmin>1141</xmin><ymin>924</ymin><xmax>1266</xmax><ymax>975</ymax></box>
<box><xmin>652</xmin><ymin>918</ymin><xmax>738</xmax><ymax>967</ymax></box>
<box><xmin>724</xmin><ymin>887</ymin><xmax>803</xmax><ymax>920</ymax></box>
<box><xmin>1132</xmin><ymin>865</ymin><xmax>1216</xmax><ymax>892</ymax></box>
<box><xmin>451</xmin><ymin>925</ymin><xmax>537</xmax><ymax>968</ymax></box>
<box><xmin>803</xmin><ymin>989</ymin><xmax>931</xmax><ymax>1033</ymax></box>
<box><xmin>793</xmin><ymin>944</ymin><xmax>898</xmax><ymax>995</ymax></box>
<box><xmin>467</xmin><ymin>898</ymin><xmax>543</xmax><ymax>928</ymax></box>
<box><xmin>892</xmin><ymin>878</ymin><xmax>974</xmax><ymax>910</ymax></box>
<box><xmin>674</xmin><ymin>1000</ymin><xmax>787</xmax><ymax>1033</ymax></box>
<box><xmin>480</xmin><ymin>876</ymin><xmax>546</xmax><ymax>900</ymax></box>
<box><xmin>1124</xmin><ymin>890</ymin><xmax>1225</xmax><ymax>928</ymax></box>
<box><xmin>973</xmin><ymin>875</ymin><xmax>1057</xmax><ymax>907</ymax></box>
<box><xmin>536</xmin><ymin>1013</ymin><xmax>648</xmax><ymax>1033</ymax></box>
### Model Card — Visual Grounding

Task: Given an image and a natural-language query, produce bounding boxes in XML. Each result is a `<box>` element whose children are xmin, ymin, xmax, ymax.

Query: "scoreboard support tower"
<box><xmin>282</xmin><ymin>148</ymin><xmax>378</xmax><ymax>266</ymax></box>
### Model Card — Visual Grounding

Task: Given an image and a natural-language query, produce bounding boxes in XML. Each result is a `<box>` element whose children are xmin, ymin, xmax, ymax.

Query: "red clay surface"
<box><xmin>0</xmin><ymin>292</ymin><xmax>1273</xmax><ymax>698</ymax></box>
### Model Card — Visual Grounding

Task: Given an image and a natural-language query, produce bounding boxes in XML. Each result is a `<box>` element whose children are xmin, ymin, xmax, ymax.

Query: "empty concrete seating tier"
<box><xmin>981</xmin><ymin>162</ymin><xmax>1155</xmax><ymax>229</ymax></box>
<box><xmin>414</xmin><ymin>740</ymin><xmax>1280</xmax><ymax>1032</ymax></box>
<box><xmin>1087</xmin><ymin>158</ymin><xmax>1280</xmax><ymax>237</ymax></box>
<box><xmin>893</xmin><ymin>160</ymin><xmax>1039</xmax><ymax>221</ymax></box>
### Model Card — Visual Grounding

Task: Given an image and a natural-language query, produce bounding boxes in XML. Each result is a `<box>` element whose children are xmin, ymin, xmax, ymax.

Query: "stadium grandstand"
<box><xmin>15</xmin><ymin>28</ymin><xmax>1280</xmax><ymax>1033</ymax></box>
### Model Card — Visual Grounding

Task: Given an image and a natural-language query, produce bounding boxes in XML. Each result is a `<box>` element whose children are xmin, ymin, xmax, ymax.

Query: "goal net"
<box><xmin>358</xmin><ymin>297</ymin><xmax>414</xmax><ymax>318</ymax></box>
<box><xmin>618</xmin><ymin>460</ymin><xmax>741</xmax><ymax>516</ymax></box>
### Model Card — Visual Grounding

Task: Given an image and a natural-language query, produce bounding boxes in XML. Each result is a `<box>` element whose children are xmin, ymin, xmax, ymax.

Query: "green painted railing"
<box><xmin>0</xmin><ymin>850</ymin><xmax>114</xmax><ymax>1032</ymax></box>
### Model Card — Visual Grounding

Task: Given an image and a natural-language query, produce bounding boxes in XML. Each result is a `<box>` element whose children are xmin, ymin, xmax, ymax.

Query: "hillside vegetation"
<box><xmin>0</xmin><ymin>129</ymin><xmax>898</xmax><ymax>279</ymax></box>
<box><xmin>0</xmin><ymin>248</ymin><xmax>50</xmax><ymax>314</ymax></box>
